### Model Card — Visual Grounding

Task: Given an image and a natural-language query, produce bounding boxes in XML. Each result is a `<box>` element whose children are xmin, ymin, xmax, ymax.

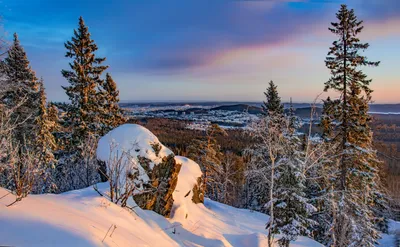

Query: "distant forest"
<box><xmin>132</xmin><ymin>115</ymin><xmax>400</xmax><ymax>219</ymax></box>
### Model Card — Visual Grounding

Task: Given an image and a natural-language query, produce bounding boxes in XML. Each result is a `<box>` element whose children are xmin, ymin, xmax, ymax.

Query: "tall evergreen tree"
<box><xmin>262</xmin><ymin>80</ymin><xmax>284</xmax><ymax>116</ymax></box>
<box><xmin>57</xmin><ymin>17</ymin><xmax>126</xmax><ymax>191</ymax></box>
<box><xmin>1</xmin><ymin>33</ymin><xmax>39</xmax><ymax>145</ymax></box>
<box><xmin>323</xmin><ymin>5</ymin><xmax>386</xmax><ymax>246</ymax></box>
<box><xmin>325</xmin><ymin>4</ymin><xmax>379</xmax><ymax>191</ymax></box>
<box><xmin>61</xmin><ymin>17</ymin><xmax>108</xmax><ymax>147</ymax></box>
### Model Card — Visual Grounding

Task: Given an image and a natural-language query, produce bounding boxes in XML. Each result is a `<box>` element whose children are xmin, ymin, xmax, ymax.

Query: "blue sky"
<box><xmin>1</xmin><ymin>0</ymin><xmax>399</xmax><ymax>103</ymax></box>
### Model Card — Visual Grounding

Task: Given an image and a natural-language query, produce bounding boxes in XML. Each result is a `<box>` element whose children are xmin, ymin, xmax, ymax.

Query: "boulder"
<box><xmin>97</xmin><ymin>124</ymin><xmax>181</xmax><ymax>217</ymax></box>
<box><xmin>134</xmin><ymin>154</ymin><xmax>181</xmax><ymax>217</ymax></box>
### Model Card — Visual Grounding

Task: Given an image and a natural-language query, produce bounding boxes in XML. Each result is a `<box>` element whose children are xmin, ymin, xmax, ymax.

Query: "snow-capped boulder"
<box><xmin>97</xmin><ymin>124</ymin><xmax>181</xmax><ymax>217</ymax></box>
<box><xmin>97</xmin><ymin>124</ymin><xmax>173</xmax><ymax>165</ymax></box>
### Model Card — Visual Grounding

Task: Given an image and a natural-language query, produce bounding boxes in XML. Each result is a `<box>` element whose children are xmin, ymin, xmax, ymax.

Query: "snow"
<box><xmin>379</xmin><ymin>220</ymin><xmax>400</xmax><ymax>247</ymax></box>
<box><xmin>388</xmin><ymin>219</ymin><xmax>400</xmax><ymax>233</ymax></box>
<box><xmin>0</xmin><ymin>183</ymin><xmax>323</xmax><ymax>247</ymax></box>
<box><xmin>96</xmin><ymin>124</ymin><xmax>174</xmax><ymax>185</ymax></box>
<box><xmin>97</xmin><ymin>124</ymin><xmax>173</xmax><ymax>169</ymax></box>
<box><xmin>0</xmin><ymin>123</ymin><xmax>393</xmax><ymax>246</ymax></box>
<box><xmin>0</xmin><ymin>183</ymin><xmax>178</xmax><ymax>247</ymax></box>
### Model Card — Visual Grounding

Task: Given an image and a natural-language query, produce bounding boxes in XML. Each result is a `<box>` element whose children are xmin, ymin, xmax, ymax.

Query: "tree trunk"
<box><xmin>340</xmin><ymin>29</ymin><xmax>348</xmax><ymax>192</ymax></box>
<box><xmin>268</xmin><ymin>154</ymin><xmax>275</xmax><ymax>247</ymax></box>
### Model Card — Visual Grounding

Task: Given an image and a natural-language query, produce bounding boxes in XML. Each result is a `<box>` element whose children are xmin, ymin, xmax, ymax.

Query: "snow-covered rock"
<box><xmin>97</xmin><ymin>124</ymin><xmax>173</xmax><ymax>168</ymax></box>
<box><xmin>97</xmin><ymin>124</ymin><xmax>181</xmax><ymax>217</ymax></box>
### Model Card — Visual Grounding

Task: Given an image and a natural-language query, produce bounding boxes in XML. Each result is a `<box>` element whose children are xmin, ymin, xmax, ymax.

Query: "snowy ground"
<box><xmin>379</xmin><ymin>220</ymin><xmax>400</xmax><ymax>247</ymax></box>
<box><xmin>0</xmin><ymin>124</ymin><xmax>398</xmax><ymax>247</ymax></box>
<box><xmin>0</xmin><ymin>169</ymin><xmax>322</xmax><ymax>247</ymax></box>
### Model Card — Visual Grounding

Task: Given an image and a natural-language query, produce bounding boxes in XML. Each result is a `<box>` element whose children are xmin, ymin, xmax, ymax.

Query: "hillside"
<box><xmin>0</xmin><ymin>124</ymin><xmax>324</xmax><ymax>247</ymax></box>
<box><xmin>210</xmin><ymin>104</ymin><xmax>264</xmax><ymax>115</ymax></box>
<box><xmin>0</xmin><ymin>124</ymin><xmax>398</xmax><ymax>246</ymax></box>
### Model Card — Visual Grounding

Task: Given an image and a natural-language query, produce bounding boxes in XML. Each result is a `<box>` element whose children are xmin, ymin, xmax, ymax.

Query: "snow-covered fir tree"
<box><xmin>35</xmin><ymin>79</ymin><xmax>57</xmax><ymax>168</ymax></box>
<box><xmin>0</xmin><ymin>33</ymin><xmax>50</xmax><ymax>200</ymax></box>
<box><xmin>1</xmin><ymin>33</ymin><xmax>39</xmax><ymax>147</ymax></box>
<box><xmin>31</xmin><ymin>79</ymin><xmax>58</xmax><ymax>193</ymax></box>
<box><xmin>271</xmin><ymin>152</ymin><xmax>317</xmax><ymax>247</ymax></box>
<box><xmin>265</xmin><ymin>117</ymin><xmax>316</xmax><ymax>247</ymax></box>
<box><xmin>323</xmin><ymin>4</ymin><xmax>388</xmax><ymax>246</ymax></box>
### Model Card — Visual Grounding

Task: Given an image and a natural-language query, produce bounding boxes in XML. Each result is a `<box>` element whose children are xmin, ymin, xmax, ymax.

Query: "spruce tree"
<box><xmin>262</xmin><ymin>80</ymin><xmax>284</xmax><ymax>116</ymax></box>
<box><xmin>98</xmin><ymin>73</ymin><xmax>125</xmax><ymax>136</ymax></box>
<box><xmin>323</xmin><ymin>4</ymin><xmax>386</xmax><ymax>246</ymax></box>
<box><xmin>31</xmin><ymin>79</ymin><xmax>58</xmax><ymax>193</ymax></box>
<box><xmin>35</xmin><ymin>79</ymin><xmax>56</xmax><ymax>167</ymax></box>
<box><xmin>272</xmin><ymin>160</ymin><xmax>316</xmax><ymax>247</ymax></box>
<box><xmin>1</xmin><ymin>33</ymin><xmax>39</xmax><ymax>145</ymax></box>
<box><xmin>325</xmin><ymin>4</ymin><xmax>379</xmax><ymax>191</ymax></box>
<box><xmin>265</xmin><ymin>122</ymin><xmax>316</xmax><ymax>247</ymax></box>
<box><xmin>246</xmin><ymin>84</ymin><xmax>286</xmax><ymax>216</ymax></box>
<box><xmin>61</xmin><ymin>17</ymin><xmax>108</xmax><ymax>147</ymax></box>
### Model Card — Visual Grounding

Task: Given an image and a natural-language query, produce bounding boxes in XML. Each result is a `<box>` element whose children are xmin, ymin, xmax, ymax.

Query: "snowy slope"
<box><xmin>0</xmin><ymin>124</ymin><xmax>395</xmax><ymax>246</ymax></box>
<box><xmin>0</xmin><ymin>163</ymin><xmax>322</xmax><ymax>247</ymax></box>
<box><xmin>0</xmin><ymin>183</ymin><xmax>179</xmax><ymax>247</ymax></box>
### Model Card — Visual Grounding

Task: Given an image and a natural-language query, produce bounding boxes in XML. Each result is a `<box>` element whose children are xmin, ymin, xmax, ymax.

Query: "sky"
<box><xmin>0</xmin><ymin>0</ymin><xmax>399</xmax><ymax>103</ymax></box>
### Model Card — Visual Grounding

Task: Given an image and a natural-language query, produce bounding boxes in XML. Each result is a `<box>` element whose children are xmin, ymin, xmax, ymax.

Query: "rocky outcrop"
<box><xmin>134</xmin><ymin>154</ymin><xmax>182</xmax><ymax>217</ymax></box>
<box><xmin>97</xmin><ymin>124</ymin><xmax>203</xmax><ymax>218</ymax></box>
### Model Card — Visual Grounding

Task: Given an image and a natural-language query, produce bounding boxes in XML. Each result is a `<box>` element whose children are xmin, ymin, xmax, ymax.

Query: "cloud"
<box><xmin>106</xmin><ymin>1</ymin><xmax>334</xmax><ymax>73</ymax></box>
